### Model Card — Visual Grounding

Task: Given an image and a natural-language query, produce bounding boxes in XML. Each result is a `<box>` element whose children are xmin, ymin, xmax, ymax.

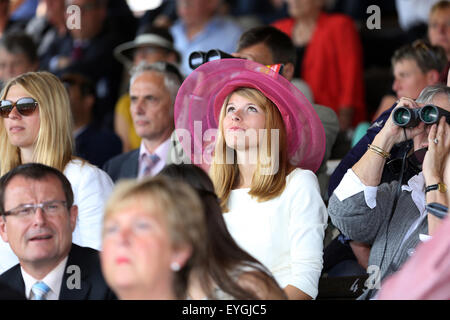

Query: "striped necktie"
<box><xmin>31</xmin><ymin>281</ymin><xmax>50</xmax><ymax>300</ymax></box>
<box><xmin>142</xmin><ymin>153</ymin><xmax>160</xmax><ymax>177</ymax></box>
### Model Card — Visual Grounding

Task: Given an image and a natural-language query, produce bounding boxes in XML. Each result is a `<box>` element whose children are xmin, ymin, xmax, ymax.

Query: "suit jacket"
<box><xmin>103</xmin><ymin>131</ymin><xmax>189</xmax><ymax>183</ymax></box>
<box><xmin>328</xmin><ymin>179</ymin><xmax>428</xmax><ymax>300</ymax></box>
<box><xmin>0</xmin><ymin>244</ymin><xmax>116</xmax><ymax>300</ymax></box>
<box><xmin>75</xmin><ymin>124</ymin><xmax>123</xmax><ymax>168</ymax></box>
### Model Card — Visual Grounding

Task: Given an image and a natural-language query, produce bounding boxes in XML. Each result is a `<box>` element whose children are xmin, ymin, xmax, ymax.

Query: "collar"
<box><xmin>21</xmin><ymin>256</ymin><xmax>68</xmax><ymax>300</ymax></box>
<box><xmin>139</xmin><ymin>138</ymin><xmax>171</xmax><ymax>162</ymax></box>
<box><xmin>402</xmin><ymin>172</ymin><xmax>426</xmax><ymax>217</ymax></box>
<box><xmin>73</xmin><ymin>125</ymin><xmax>88</xmax><ymax>139</ymax></box>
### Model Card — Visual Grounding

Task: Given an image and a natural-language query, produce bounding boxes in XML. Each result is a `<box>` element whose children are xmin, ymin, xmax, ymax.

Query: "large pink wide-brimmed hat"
<box><xmin>173</xmin><ymin>59</ymin><xmax>325</xmax><ymax>172</ymax></box>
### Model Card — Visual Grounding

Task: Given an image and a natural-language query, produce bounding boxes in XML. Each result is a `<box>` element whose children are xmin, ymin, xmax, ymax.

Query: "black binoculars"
<box><xmin>392</xmin><ymin>104</ymin><xmax>450</xmax><ymax>127</ymax></box>
<box><xmin>189</xmin><ymin>49</ymin><xmax>234</xmax><ymax>70</ymax></box>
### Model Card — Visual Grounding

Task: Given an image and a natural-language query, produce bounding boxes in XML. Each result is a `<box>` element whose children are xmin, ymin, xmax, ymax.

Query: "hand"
<box><xmin>422</xmin><ymin>116</ymin><xmax>450</xmax><ymax>185</ymax></box>
<box><xmin>377</xmin><ymin>97</ymin><xmax>427</xmax><ymax>147</ymax></box>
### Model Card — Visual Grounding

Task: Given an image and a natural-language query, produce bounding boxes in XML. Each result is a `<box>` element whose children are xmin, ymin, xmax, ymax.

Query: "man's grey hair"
<box><xmin>129</xmin><ymin>61</ymin><xmax>183</xmax><ymax>104</ymax></box>
<box><xmin>416</xmin><ymin>84</ymin><xmax>450</xmax><ymax>104</ymax></box>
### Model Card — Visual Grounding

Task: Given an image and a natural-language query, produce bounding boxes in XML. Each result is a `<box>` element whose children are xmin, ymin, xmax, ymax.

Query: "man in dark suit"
<box><xmin>61</xmin><ymin>72</ymin><xmax>122</xmax><ymax>168</ymax></box>
<box><xmin>103</xmin><ymin>62</ymin><xmax>189</xmax><ymax>182</ymax></box>
<box><xmin>0</xmin><ymin>163</ymin><xmax>115</xmax><ymax>300</ymax></box>
<box><xmin>40</xmin><ymin>0</ymin><xmax>130</xmax><ymax>128</ymax></box>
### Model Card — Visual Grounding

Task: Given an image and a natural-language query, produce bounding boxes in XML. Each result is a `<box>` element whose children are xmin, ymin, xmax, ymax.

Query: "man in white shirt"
<box><xmin>0</xmin><ymin>163</ymin><xmax>114</xmax><ymax>300</ymax></box>
<box><xmin>103</xmin><ymin>61</ymin><xmax>189</xmax><ymax>182</ymax></box>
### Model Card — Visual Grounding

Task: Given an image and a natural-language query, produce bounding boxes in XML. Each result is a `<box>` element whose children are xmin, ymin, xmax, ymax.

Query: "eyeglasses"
<box><xmin>3</xmin><ymin>200</ymin><xmax>68</xmax><ymax>219</ymax></box>
<box><xmin>0</xmin><ymin>97</ymin><xmax>38</xmax><ymax>118</ymax></box>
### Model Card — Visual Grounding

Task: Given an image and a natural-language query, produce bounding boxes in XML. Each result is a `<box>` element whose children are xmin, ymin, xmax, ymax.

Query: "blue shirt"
<box><xmin>170</xmin><ymin>16</ymin><xmax>243</xmax><ymax>76</ymax></box>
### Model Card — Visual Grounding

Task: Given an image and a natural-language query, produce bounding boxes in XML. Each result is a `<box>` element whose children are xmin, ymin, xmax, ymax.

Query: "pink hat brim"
<box><xmin>174</xmin><ymin>59</ymin><xmax>325</xmax><ymax>172</ymax></box>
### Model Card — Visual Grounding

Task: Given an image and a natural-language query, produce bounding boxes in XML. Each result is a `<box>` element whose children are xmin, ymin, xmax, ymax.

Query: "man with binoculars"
<box><xmin>328</xmin><ymin>84</ymin><xmax>450</xmax><ymax>299</ymax></box>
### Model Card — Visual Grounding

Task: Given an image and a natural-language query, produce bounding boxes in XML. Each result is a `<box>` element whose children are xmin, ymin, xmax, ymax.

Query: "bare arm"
<box><xmin>284</xmin><ymin>285</ymin><xmax>312</xmax><ymax>300</ymax></box>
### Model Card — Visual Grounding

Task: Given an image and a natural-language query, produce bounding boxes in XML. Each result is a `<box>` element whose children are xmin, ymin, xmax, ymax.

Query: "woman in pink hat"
<box><xmin>174</xmin><ymin>58</ymin><xmax>328</xmax><ymax>300</ymax></box>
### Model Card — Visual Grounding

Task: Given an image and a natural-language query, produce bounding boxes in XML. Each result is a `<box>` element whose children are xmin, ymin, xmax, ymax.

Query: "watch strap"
<box><xmin>425</xmin><ymin>183</ymin><xmax>447</xmax><ymax>193</ymax></box>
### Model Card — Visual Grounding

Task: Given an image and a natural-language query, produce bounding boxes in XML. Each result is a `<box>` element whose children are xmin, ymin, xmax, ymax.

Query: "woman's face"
<box><xmin>222</xmin><ymin>92</ymin><xmax>266</xmax><ymax>152</ymax></box>
<box><xmin>286</xmin><ymin>0</ymin><xmax>323</xmax><ymax>19</ymax></box>
<box><xmin>100</xmin><ymin>200</ymin><xmax>184</xmax><ymax>299</ymax></box>
<box><xmin>3</xmin><ymin>85</ymin><xmax>40</xmax><ymax>150</ymax></box>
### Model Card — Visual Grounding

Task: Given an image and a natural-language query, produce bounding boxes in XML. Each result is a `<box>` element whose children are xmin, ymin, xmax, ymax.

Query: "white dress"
<box><xmin>223</xmin><ymin>168</ymin><xmax>328</xmax><ymax>299</ymax></box>
<box><xmin>0</xmin><ymin>159</ymin><xmax>114</xmax><ymax>274</ymax></box>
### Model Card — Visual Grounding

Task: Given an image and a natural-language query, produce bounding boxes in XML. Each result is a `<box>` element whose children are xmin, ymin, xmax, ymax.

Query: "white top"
<box><xmin>21</xmin><ymin>257</ymin><xmax>68</xmax><ymax>300</ymax></box>
<box><xmin>0</xmin><ymin>159</ymin><xmax>113</xmax><ymax>274</ymax></box>
<box><xmin>395</xmin><ymin>0</ymin><xmax>440</xmax><ymax>31</ymax></box>
<box><xmin>223</xmin><ymin>168</ymin><xmax>328</xmax><ymax>299</ymax></box>
<box><xmin>334</xmin><ymin>169</ymin><xmax>432</xmax><ymax>245</ymax></box>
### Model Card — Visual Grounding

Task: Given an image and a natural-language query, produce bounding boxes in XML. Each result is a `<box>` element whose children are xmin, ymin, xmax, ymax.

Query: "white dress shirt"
<box><xmin>223</xmin><ymin>168</ymin><xmax>328</xmax><ymax>299</ymax></box>
<box><xmin>21</xmin><ymin>257</ymin><xmax>68</xmax><ymax>300</ymax></box>
<box><xmin>334</xmin><ymin>169</ymin><xmax>432</xmax><ymax>247</ymax></box>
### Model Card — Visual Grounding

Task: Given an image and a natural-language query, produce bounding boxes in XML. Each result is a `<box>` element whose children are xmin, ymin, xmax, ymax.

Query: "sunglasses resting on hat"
<box><xmin>0</xmin><ymin>97</ymin><xmax>38</xmax><ymax>118</ymax></box>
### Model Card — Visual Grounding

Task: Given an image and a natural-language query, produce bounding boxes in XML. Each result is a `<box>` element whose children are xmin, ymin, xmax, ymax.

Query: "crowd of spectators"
<box><xmin>0</xmin><ymin>0</ymin><xmax>449</xmax><ymax>301</ymax></box>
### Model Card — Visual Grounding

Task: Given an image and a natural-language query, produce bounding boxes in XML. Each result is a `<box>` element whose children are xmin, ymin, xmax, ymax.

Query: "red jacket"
<box><xmin>273</xmin><ymin>13</ymin><xmax>366</xmax><ymax>126</ymax></box>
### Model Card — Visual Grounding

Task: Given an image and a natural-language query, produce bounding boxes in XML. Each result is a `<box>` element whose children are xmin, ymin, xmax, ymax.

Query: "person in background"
<box><xmin>324</xmin><ymin>41</ymin><xmax>448</xmax><ymax>277</ymax></box>
<box><xmin>328</xmin><ymin>84</ymin><xmax>450</xmax><ymax>299</ymax></box>
<box><xmin>60</xmin><ymin>72</ymin><xmax>122</xmax><ymax>168</ymax></box>
<box><xmin>25</xmin><ymin>0</ymin><xmax>68</xmax><ymax>63</ymax></box>
<box><xmin>233</xmin><ymin>25</ymin><xmax>339</xmax><ymax>199</ymax></box>
<box><xmin>100</xmin><ymin>176</ymin><xmax>205</xmax><ymax>299</ymax></box>
<box><xmin>103</xmin><ymin>62</ymin><xmax>188</xmax><ymax>182</ymax></box>
<box><xmin>170</xmin><ymin>0</ymin><xmax>242</xmax><ymax>76</ymax></box>
<box><xmin>377</xmin><ymin>133</ymin><xmax>450</xmax><ymax>300</ymax></box>
<box><xmin>40</xmin><ymin>0</ymin><xmax>125</xmax><ymax>129</ymax></box>
<box><xmin>174</xmin><ymin>59</ymin><xmax>328</xmax><ymax>300</ymax></box>
<box><xmin>272</xmin><ymin>0</ymin><xmax>366</xmax><ymax>134</ymax></box>
<box><xmin>159</xmin><ymin>163</ymin><xmax>287</xmax><ymax>299</ymax></box>
<box><xmin>428</xmin><ymin>0</ymin><xmax>450</xmax><ymax>61</ymax></box>
<box><xmin>0</xmin><ymin>163</ymin><xmax>115</xmax><ymax>300</ymax></box>
<box><xmin>0</xmin><ymin>31</ymin><xmax>39</xmax><ymax>89</ymax></box>
<box><xmin>113</xmin><ymin>25</ymin><xmax>181</xmax><ymax>152</ymax></box>
<box><xmin>0</xmin><ymin>71</ymin><xmax>114</xmax><ymax>274</ymax></box>
<box><xmin>0</xmin><ymin>0</ymin><xmax>30</xmax><ymax>38</ymax></box>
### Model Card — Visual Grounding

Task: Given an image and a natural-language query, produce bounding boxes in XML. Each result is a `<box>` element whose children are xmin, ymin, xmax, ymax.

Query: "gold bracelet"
<box><xmin>368</xmin><ymin>144</ymin><xmax>390</xmax><ymax>159</ymax></box>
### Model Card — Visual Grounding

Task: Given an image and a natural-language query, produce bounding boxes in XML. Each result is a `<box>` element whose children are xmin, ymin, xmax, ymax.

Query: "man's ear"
<box><xmin>83</xmin><ymin>95</ymin><xmax>95</xmax><ymax>112</ymax></box>
<box><xmin>166</xmin><ymin>52</ymin><xmax>180</xmax><ymax>64</ymax></box>
<box><xmin>69</xmin><ymin>205</ymin><xmax>78</xmax><ymax>232</ymax></box>
<box><xmin>281</xmin><ymin>62</ymin><xmax>295</xmax><ymax>81</ymax></box>
<box><xmin>0</xmin><ymin>216</ymin><xmax>9</xmax><ymax>243</ymax></box>
<box><xmin>426</xmin><ymin>69</ymin><xmax>440</xmax><ymax>85</ymax></box>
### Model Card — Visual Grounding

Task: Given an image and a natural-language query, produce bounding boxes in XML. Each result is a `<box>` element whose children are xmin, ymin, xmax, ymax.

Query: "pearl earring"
<box><xmin>170</xmin><ymin>261</ymin><xmax>181</xmax><ymax>272</ymax></box>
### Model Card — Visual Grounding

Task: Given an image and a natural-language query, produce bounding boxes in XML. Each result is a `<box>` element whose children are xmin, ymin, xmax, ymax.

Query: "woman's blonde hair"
<box><xmin>209</xmin><ymin>87</ymin><xmax>291</xmax><ymax>212</ymax></box>
<box><xmin>0</xmin><ymin>71</ymin><xmax>73</xmax><ymax>175</ymax></box>
<box><xmin>104</xmin><ymin>176</ymin><xmax>207</xmax><ymax>299</ymax></box>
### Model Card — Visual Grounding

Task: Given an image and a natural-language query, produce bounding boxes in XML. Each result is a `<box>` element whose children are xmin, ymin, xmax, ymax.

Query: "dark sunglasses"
<box><xmin>0</xmin><ymin>97</ymin><xmax>38</xmax><ymax>118</ymax></box>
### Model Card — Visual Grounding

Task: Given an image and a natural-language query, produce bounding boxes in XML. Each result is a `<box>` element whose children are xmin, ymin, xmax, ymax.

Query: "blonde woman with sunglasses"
<box><xmin>0</xmin><ymin>71</ymin><xmax>114</xmax><ymax>274</ymax></box>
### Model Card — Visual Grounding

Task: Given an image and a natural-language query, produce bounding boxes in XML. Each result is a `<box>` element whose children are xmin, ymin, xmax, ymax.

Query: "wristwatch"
<box><xmin>425</xmin><ymin>182</ymin><xmax>447</xmax><ymax>193</ymax></box>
